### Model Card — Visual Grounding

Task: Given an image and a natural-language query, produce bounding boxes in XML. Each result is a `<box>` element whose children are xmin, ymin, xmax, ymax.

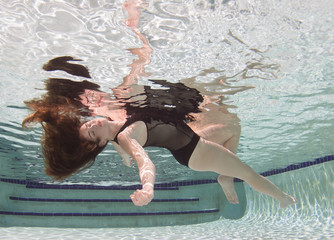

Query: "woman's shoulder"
<box><xmin>115</xmin><ymin>120</ymin><xmax>147</xmax><ymax>146</ymax></box>
<box><xmin>113</xmin><ymin>118</ymin><xmax>146</xmax><ymax>139</ymax></box>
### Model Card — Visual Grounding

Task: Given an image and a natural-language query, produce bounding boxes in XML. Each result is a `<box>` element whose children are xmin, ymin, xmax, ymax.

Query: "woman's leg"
<box><xmin>217</xmin><ymin>175</ymin><xmax>239</xmax><ymax>204</ymax></box>
<box><xmin>195</xmin><ymin>124</ymin><xmax>241</xmax><ymax>204</ymax></box>
<box><xmin>189</xmin><ymin>138</ymin><xmax>297</xmax><ymax>208</ymax></box>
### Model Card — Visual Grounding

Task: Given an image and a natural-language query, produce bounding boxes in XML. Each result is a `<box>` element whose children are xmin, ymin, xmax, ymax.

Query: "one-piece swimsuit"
<box><xmin>113</xmin><ymin>118</ymin><xmax>200</xmax><ymax>166</ymax></box>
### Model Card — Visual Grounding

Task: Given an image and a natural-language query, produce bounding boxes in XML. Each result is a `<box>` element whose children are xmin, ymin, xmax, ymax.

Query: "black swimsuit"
<box><xmin>113</xmin><ymin>118</ymin><xmax>200</xmax><ymax>167</ymax></box>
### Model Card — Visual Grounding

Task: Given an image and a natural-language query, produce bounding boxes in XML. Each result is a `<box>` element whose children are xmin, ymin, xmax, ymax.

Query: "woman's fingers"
<box><xmin>130</xmin><ymin>189</ymin><xmax>151</xmax><ymax>206</ymax></box>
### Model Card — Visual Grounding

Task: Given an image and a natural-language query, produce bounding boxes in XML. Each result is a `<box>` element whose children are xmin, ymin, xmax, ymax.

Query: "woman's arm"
<box><xmin>119</xmin><ymin>0</ymin><xmax>152</xmax><ymax>87</ymax></box>
<box><xmin>111</xmin><ymin>142</ymin><xmax>133</xmax><ymax>167</ymax></box>
<box><xmin>116</xmin><ymin>122</ymin><xmax>155</xmax><ymax>206</ymax></box>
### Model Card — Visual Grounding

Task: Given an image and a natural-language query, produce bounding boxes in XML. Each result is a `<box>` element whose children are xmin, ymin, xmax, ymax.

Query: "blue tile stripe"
<box><xmin>1</xmin><ymin>155</ymin><xmax>333</xmax><ymax>186</ymax></box>
<box><xmin>9</xmin><ymin>196</ymin><xmax>199</xmax><ymax>203</ymax></box>
<box><xmin>0</xmin><ymin>178</ymin><xmax>218</xmax><ymax>189</ymax></box>
<box><xmin>25</xmin><ymin>183</ymin><xmax>179</xmax><ymax>191</ymax></box>
<box><xmin>261</xmin><ymin>155</ymin><xmax>334</xmax><ymax>176</ymax></box>
<box><xmin>0</xmin><ymin>208</ymin><xmax>219</xmax><ymax>217</ymax></box>
<box><xmin>235</xmin><ymin>154</ymin><xmax>334</xmax><ymax>182</ymax></box>
<box><xmin>0</xmin><ymin>178</ymin><xmax>27</xmax><ymax>185</ymax></box>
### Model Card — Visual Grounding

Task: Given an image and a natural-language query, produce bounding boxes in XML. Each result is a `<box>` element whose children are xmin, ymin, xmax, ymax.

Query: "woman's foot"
<box><xmin>217</xmin><ymin>175</ymin><xmax>239</xmax><ymax>204</ymax></box>
<box><xmin>279</xmin><ymin>194</ymin><xmax>298</xmax><ymax>208</ymax></box>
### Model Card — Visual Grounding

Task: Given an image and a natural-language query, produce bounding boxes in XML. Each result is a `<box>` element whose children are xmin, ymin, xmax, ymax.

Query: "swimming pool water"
<box><xmin>0</xmin><ymin>0</ymin><xmax>333</xmax><ymax>238</ymax></box>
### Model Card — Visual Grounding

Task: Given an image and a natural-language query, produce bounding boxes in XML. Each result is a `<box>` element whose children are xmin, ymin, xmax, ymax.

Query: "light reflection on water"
<box><xmin>0</xmin><ymin>0</ymin><xmax>333</xmax><ymax>238</ymax></box>
<box><xmin>2</xmin><ymin>0</ymin><xmax>277</xmax><ymax>184</ymax></box>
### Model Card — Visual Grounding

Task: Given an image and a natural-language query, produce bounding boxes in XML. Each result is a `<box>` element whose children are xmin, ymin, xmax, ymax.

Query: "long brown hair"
<box><xmin>22</xmin><ymin>57</ymin><xmax>106</xmax><ymax>180</ymax></box>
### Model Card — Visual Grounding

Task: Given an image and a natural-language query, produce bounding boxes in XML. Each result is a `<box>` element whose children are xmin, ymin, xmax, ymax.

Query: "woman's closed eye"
<box><xmin>89</xmin><ymin>130</ymin><xmax>95</xmax><ymax>140</ymax></box>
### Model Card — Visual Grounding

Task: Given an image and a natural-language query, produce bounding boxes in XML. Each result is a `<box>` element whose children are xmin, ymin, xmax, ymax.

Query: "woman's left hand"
<box><xmin>130</xmin><ymin>188</ymin><xmax>154</xmax><ymax>206</ymax></box>
<box><xmin>122</xmin><ymin>155</ymin><xmax>133</xmax><ymax>167</ymax></box>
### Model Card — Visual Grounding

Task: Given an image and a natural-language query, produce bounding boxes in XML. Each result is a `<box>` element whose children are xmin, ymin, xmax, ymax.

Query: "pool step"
<box><xmin>0</xmin><ymin>178</ymin><xmax>246</xmax><ymax>228</ymax></box>
<box><xmin>0</xmin><ymin>209</ymin><xmax>219</xmax><ymax>217</ymax></box>
<box><xmin>7</xmin><ymin>194</ymin><xmax>203</xmax><ymax>214</ymax></box>
<box><xmin>9</xmin><ymin>196</ymin><xmax>200</xmax><ymax>203</ymax></box>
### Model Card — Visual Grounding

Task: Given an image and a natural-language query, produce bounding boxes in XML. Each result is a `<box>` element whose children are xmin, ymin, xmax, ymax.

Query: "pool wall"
<box><xmin>237</xmin><ymin>159</ymin><xmax>334</xmax><ymax>239</ymax></box>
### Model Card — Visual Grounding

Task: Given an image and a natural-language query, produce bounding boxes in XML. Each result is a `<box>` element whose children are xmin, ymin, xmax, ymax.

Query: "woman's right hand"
<box><xmin>130</xmin><ymin>187</ymin><xmax>154</xmax><ymax>206</ymax></box>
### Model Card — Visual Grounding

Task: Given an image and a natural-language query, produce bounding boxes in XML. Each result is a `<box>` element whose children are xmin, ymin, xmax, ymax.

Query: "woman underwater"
<box><xmin>22</xmin><ymin>0</ymin><xmax>297</xmax><ymax>208</ymax></box>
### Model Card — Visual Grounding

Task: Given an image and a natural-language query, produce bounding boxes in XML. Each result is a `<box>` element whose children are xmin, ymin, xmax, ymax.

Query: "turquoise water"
<box><xmin>0</xmin><ymin>0</ymin><xmax>333</xmax><ymax>239</ymax></box>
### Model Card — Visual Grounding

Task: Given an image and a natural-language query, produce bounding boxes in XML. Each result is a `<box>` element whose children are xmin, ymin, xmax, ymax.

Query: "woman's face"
<box><xmin>79</xmin><ymin>118</ymin><xmax>110</xmax><ymax>146</ymax></box>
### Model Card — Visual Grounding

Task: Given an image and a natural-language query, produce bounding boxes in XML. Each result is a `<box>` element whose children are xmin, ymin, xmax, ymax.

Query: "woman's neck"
<box><xmin>106</xmin><ymin>120</ymin><xmax>126</xmax><ymax>141</ymax></box>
